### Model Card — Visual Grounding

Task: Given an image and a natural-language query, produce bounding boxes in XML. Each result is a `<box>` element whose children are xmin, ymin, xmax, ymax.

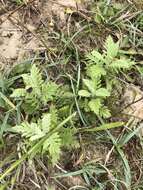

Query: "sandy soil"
<box><xmin>0</xmin><ymin>0</ymin><xmax>90</xmax><ymax>70</ymax></box>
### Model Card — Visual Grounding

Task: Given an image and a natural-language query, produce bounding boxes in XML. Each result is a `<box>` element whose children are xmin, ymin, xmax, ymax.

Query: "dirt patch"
<box><xmin>0</xmin><ymin>13</ymin><xmax>40</xmax><ymax>69</ymax></box>
<box><xmin>0</xmin><ymin>0</ymin><xmax>90</xmax><ymax>70</ymax></box>
<box><xmin>123</xmin><ymin>85</ymin><xmax>143</xmax><ymax>120</ymax></box>
<box><xmin>0</xmin><ymin>14</ymin><xmax>22</xmax><ymax>59</ymax></box>
<box><xmin>40</xmin><ymin>0</ymin><xmax>86</xmax><ymax>26</ymax></box>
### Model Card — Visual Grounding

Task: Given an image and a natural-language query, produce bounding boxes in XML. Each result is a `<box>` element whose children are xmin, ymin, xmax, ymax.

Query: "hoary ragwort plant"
<box><xmin>11</xmin><ymin>109</ymin><xmax>77</xmax><ymax>164</ymax></box>
<box><xmin>11</xmin><ymin>64</ymin><xmax>59</xmax><ymax>114</ymax></box>
<box><xmin>10</xmin><ymin>65</ymin><xmax>77</xmax><ymax>164</ymax></box>
<box><xmin>78</xmin><ymin>36</ymin><xmax>136</xmax><ymax>118</ymax></box>
<box><xmin>9</xmin><ymin>36</ymin><xmax>136</xmax><ymax>165</ymax></box>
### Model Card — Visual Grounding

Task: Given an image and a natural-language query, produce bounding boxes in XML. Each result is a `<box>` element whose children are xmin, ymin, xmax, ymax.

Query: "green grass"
<box><xmin>0</xmin><ymin>0</ymin><xmax>143</xmax><ymax>189</ymax></box>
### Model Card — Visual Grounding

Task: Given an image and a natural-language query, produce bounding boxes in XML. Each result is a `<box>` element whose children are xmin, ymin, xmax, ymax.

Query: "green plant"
<box><xmin>8</xmin><ymin>64</ymin><xmax>78</xmax><ymax>164</ymax></box>
<box><xmin>11</xmin><ymin>108</ymin><xmax>77</xmax><ymax>164</ymax></box>
<box><xmin>11</xmin><ymin>64</ymin><xmax>59</xmax><ymax>114</ymax></box>
<box><xmin>12</xmin><ymin>112</ymin><xmax>61</xmax><ymax>164</ymax></box>
<box><xmin>78</xmin><ymin>36</ymin><xmax>135</xmax><ymax>118</ymax></box>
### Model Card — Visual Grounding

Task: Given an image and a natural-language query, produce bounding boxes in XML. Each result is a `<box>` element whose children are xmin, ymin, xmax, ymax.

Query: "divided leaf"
<box><xmin>12</xmin><ymin>113</ymin><xmax>52</xmax><ymax>141</ymax></box>
<box><xmin>43</xmin><ymin>132</ymin><xmax>61</xmax><ymax>164</ymax></box>
<box><xmin>41</xmin><ymin>114</ymin><xmax>51</xmax><ymax>133</ymax></box>
<box><xmin>83</xmin><ymin>79</ymin><xmax>96</xmax><ymax>94</ymax></box>
<box><xmin>41</xmin><ymin>82</ymin><xmax>58</xmax><ymax>103</ymax></box>
<box><xmin>95</xmin><ymin>88</ymin><xmax>110</xmax><ymax>97</ymax></box>
<box><xmin>100</xmin><ymin>106</ymin><xmax>111</xmax><ymax>118</ymax></box>
<box><xmin>61</xmin><ymin>127</ymin><xmax>78</xmax><ymax>148</ymax></box>
<box><xmin>86</xmin><ymin>64</ymin><xmax>106</xmax><ymax>79</ymax></box>
<box><xmin>11</xmin><ymin>64</ymin><xmax>59</xmax><ymax>113</ymax></box>
<box><xmin>10</xmin><ymin>88</ymin><xmax>26</xmax><ymax>98</ymax></box>
<box><xmin>78</xmin><ymin>90</ymin><xmax>91</xmax><ymax>97</ymax></box>
<box><xmin>12</xmin><ymin>122</ymin><xmax>45</xmax><ymax>141</ymax></box>
<box><xmin>86</xmin><ymin>50</ymin><xmax>104</xmax><ymax>64</ymax></box>
<box><xmin>30</xmin><ymin>64</ymin><xmax>43</xmax><ymax>90</ymax></box>
<box><xmin>110</xmin><ymin>58</ymin><xmax>135</xmax><ymax>71</ymax></box>
<box><xmin>12</xmin><ymin>112</ymin><xmax>62</xmax><ymax>164</ymax></box>
<box><xmin>88</xmin><ymin>98</ymin><xmax>102</xmax><ymax>115</ymax></box>
<box><xmin>105</xmin><ymin>36</ymin><xmax>119</xmax><ymax>58</ymax></box>
<box><xmin>22</xmin><ymin>64</ymin><xmax>43</xmax><ymax>94</ymax></box>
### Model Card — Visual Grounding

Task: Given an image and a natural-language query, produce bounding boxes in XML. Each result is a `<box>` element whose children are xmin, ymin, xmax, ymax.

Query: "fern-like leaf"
<box><xmin>41</xmin><ymin>114</ymin><xmax>51</xmax><ymax>133</ymax></box>
<box><xmin>78</xmin><ymin>90</ymin><xmax>91</xmax><ymax>97</ymax></box>
<box><xmin>95</xmin><ymin>88</ymin><xmax>110</xmax><ymax>97</ymax></box>
<box><xmin>61</xmin><ymin>127</ymin><xmax>78</xmax><ymax>148</ymax></box>
<box><xmin>12</xmin><ymin>122</ymin><xmax>45</xmax><ymax>141</ymax></box>
<box><xmin>41</xmin><ymin>82</ymin><xmax>58</xmax><ymax>104</ymax></box>
<box><xmin>43</xmin><ymin>132</ymin><xmax>61</xmax><ymax>164</ymax></box>
<box><xmin>86</xmin><ymin>50</ymin><xmax>104</xmax><ymax>64</ymax></box>
<box><xmin>99</xmin><ymin>106</ymin><xmax>111</xmax><ymax>118</ymax></box>
<box><xmin>109</xmin><ymin>58</ymin><xmax>135</xmax><ymax>72</ymax></box>
<box><xmin>79</xmin><ymin>35</ymin><xmax>136</xmax><ymax>119</ymax></box>
<box><xmin>11</xmin><ymin>88</ymin><xmax>26</xmax><ymax>98</ymax></box>
<box><xmin>22</xmin><ymin>64</ymin><xmax>43</xmax><ymax>96</ymax></box>
<box><xmin>83</xmin><ymin>79</ymin><xmax>96</xmax><ymax>95</ymax></box>
<box><xmin>12</xmin><ymin>113</ymin><xmax>52</xmax><ymax>141</ymax></box>
<box><xmin>88</xmin><ymin>98</ymin><xmax>102</xmax><ymax>115</ymax></box>
<box><xmin>11</xmin><ymin>64</ymin><xmax>59</xmax><ymax>114</ymax></box>
<box><xmin>105</xmin><ymin>36</ymin><xmax>119</xmax><ymax>58</ymax></box>
<box><xmin>11</xmin><ymin>112</ymin><xmax>63</xmax><ymax>164</ymax></box>
<box><xmin>86</xmin><ymin>64</ymin><xmax>106</xmax><ymax>79</ymax></box>
<box><xmin>29</xmin><ymin>64</ymin><xmax>43</xmax><ymax>95</ymax></box>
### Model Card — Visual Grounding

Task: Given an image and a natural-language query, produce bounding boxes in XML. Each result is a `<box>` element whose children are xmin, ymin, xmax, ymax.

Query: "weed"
<box><xmin>11</xmin><ymin>64</ymin><xmax>59</xmax><ymax>114</ymax></box>
<box><xmin>78</xmin><ymin>36</ymin><xmax>135</xmax><ymax>119</ymax></box>
<box><xmin>8</xmin><ymin>65</ymin><xmax>78</xmax><ymax>164</ymax></box>
<box><xmin>0</xmin><ymin>1</ymin><xmax>143</xmax><ymax>188</ymax></box>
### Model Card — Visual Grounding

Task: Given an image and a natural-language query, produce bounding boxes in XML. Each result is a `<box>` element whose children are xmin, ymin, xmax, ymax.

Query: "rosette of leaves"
<box><xmin>79</xmin><ymin>36</ymin><xmax>136</xmax><ymax>118</ymax></box>
<box><xmin>11</xmin><ymin>108</ymin><xmax>77</xmax><ymax>164</ymax></box>
<box><xmin>86</xmin><ymin>36</ymin><xmax>135</xmax><ymax>86</ymax></box>
<box><xmin>11</xmin><ymin>64</ymin><xmax>59</xmax><ymax>114</ymax></box>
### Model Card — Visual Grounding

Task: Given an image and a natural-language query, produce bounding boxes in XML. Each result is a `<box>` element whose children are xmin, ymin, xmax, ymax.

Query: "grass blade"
<box><xmin>79</xmin><ymin>122</ymin><xmax>124</xmax><ymax>133</ymax></box>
